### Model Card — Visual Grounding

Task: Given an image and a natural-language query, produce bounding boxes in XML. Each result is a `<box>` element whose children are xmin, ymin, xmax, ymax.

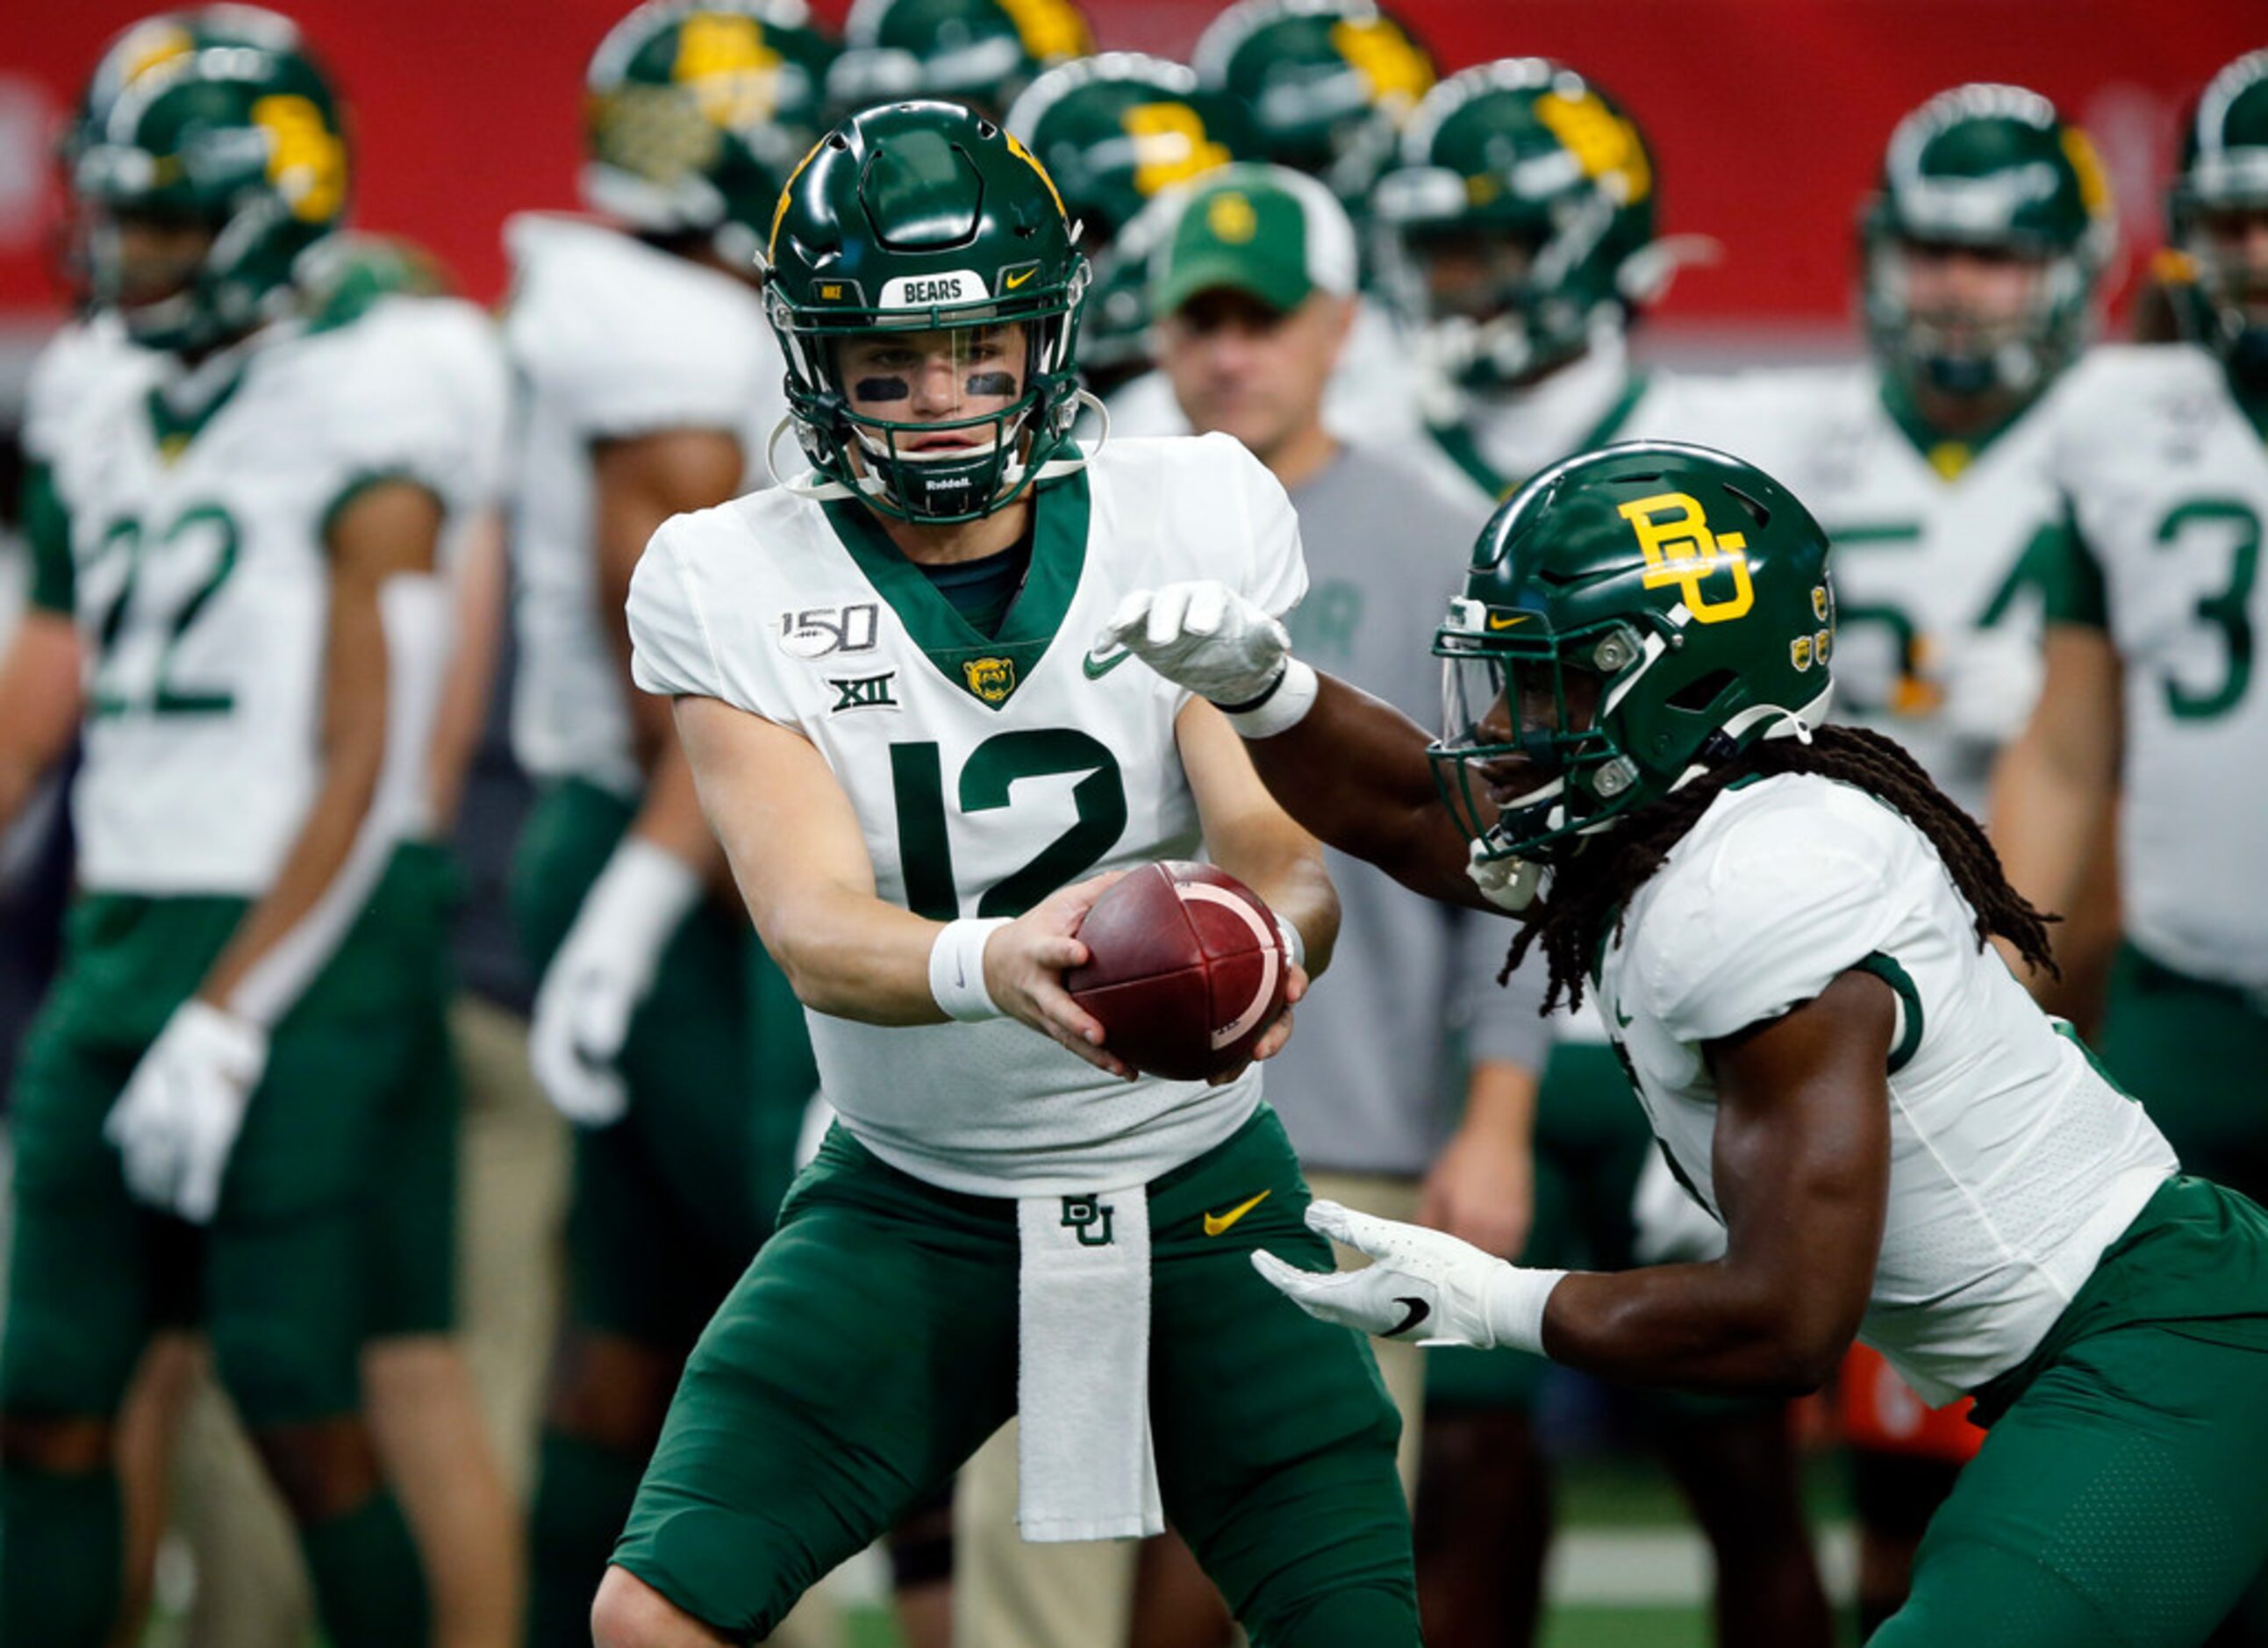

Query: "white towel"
<box><xmin>1013</xmin><ymin>1187</ymin><xmax>1164</xmax><ymax>1543</ymax></box>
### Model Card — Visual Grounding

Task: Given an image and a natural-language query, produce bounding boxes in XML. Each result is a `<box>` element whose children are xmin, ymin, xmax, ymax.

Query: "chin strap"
<box><xmin>765</xmin><ymin>388</ymin><xmax>1113</xmax><ymax>505</ymax></box>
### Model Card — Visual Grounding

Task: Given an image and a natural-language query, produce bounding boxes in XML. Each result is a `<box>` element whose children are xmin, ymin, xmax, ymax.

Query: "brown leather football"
<box><xmin>1065</xmin><ymin>861</ymin><xmax>1290</xmax><ymax>1082</ymax></box>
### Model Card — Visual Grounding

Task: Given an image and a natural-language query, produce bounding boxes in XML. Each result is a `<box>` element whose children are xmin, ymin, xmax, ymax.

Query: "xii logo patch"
<box><xmin>828</xmin><ymin>671</ymin><xmax>898</xmax><ymax>713</ymax></box>
<box><xmin>1619</xmin><ymin>492</ymin><xmax>1756</xmax><ymax>624</ymax></box>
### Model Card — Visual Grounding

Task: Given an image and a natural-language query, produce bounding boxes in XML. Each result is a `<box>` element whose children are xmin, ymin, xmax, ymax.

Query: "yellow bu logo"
<box><xmin>1618</xmin><ymin>491</ymin><xmax>1755</xmax><ymax>624</ymax></box>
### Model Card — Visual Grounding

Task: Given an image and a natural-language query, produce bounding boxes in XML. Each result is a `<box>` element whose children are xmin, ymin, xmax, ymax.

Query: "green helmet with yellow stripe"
<box><xmin>1434</xmin><ymin>442</ymin><xmax>1835</xmax><ymax>863</ymax></box>
<box><xmin>583</xmin><ymin>0</ymin><xmax>840</xmax><ymax>266</ymax></box>
<box><xmin>826</xmin><ymin>0</ymin><xmax>1093</xmax><ymax>121</ymax></box>
<box><xmin>761</xmin><ymin>100</ymin><xmax>1090</xmax><ymax>523</ymax></box>
<box><xmin>74</xmin><ymin>33</ymin><xmax>349</xmax><ymax>354</ymax></box>
<box><xmin>1373</xmin><ymin>59</ymin><xmax>1660</xmax><ymax>392</ymax></box>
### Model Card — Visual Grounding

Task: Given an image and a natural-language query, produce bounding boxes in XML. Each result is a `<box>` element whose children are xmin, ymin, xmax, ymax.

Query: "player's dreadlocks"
<box><xmin>1500</xmin><ymin>723</ymin><xmax>2061</xmax><ymax>1015</ymax></box>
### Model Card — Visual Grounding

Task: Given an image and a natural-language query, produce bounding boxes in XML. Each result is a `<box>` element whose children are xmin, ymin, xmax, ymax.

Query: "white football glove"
<box><xmin>1099</xmin><ymin>581</ymin><xmax>1292</xmax><ymax>708</ymax></box>
<box><xmin>1252</xmin><ymin>1200</ymin><xmax>1566</xmax><ymax>1355</ymax></box>
<box><xmin>529</xmin><ymin>837</ymin><xmax>703</xmax><ymax>1128</ymax></box>
<box><xmin>1466</xmin><ymin>842</ymin><xmax>1544</xmax><ymax>914</ymax></box>
<box><xmin>105</xmin><ymin>1000</ymin><xmax>269</xmax><ymax>1224</ymax></box>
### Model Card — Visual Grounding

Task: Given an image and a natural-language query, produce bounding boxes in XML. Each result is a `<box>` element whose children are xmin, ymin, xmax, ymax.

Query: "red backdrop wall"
<box><xmin>0</xmin><ymin>1</ymin><xmax>2257</xmax><ymax>332</ymax></box>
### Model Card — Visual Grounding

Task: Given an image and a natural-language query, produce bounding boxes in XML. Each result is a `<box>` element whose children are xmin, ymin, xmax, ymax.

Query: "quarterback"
<box><xmin>592</xmin><ymin>104</ymin><xmax>1420</xmax><ymax>1646</ymax></box>
<box><xmin>1108</xmin><ymin>441</ymin><xmax>2268</xmax><ymax>1646</ymax></box>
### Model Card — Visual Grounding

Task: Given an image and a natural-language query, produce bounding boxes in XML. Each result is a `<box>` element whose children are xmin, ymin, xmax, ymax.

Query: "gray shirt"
<box><xmin>1267</xmin><ymin>443</ymin><xmax>1549</xmax><ymax>1177</ymax></box>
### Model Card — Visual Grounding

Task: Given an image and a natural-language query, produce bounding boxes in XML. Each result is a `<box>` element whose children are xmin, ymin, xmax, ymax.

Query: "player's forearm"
<box><xmin>1988</xmin><ymin>726</ymin><xmax>2114</xmax><ymax>942</ymax></box>
<box><xmin>0</xmin><ymin>614</ymin><xmax>84</xmax><ymax>835</ymax></box>
<box><xmin>1243</xmin><ymin>675</ymin><xmax>1485</xmax><ymax>910</ymax></box>
<box><xmin>1542</xmin><ymin>1259</ymin><xmax>1857</xmax><ymax>1396</ymax></box>
<box><xmin>198</xmin><ymin>703</ymin><xmax>387</xmax><ymax>1012</ymax></box>
<box><xmin>744</xmin><ymin>885</ymin><xmax>949</xmax><ymax>1026</ymax></box>
<box><xmin>424</xmin><ymin>512</ymin><xmax>504</xmax><ymax>832</ymax></box>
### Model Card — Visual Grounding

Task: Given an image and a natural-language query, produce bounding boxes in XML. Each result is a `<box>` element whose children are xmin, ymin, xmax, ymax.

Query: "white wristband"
<box><xmin>929</xmin><ymin>917</ymin><xmax>1012</xmax><ymax>1022</ymax></box>
<box><xmin>1223</xmin><ymin>658</ymin><xmax>1319</xmax><ymax>740</ymax></box>
<box><xmin>1482</xmin><ymin>1265</ymin><xmax>1570</xmax><ymax>1357</ymax></box>
<box><xmin>1275</xmin><ymin>914</ymin><xmax>1306</xmax><ymax>972</ymax></box>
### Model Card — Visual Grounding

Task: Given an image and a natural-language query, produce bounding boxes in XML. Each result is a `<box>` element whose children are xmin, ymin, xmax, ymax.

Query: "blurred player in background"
<box><xmin>1683</xmin><ymin>82</ymin><xmax>2114</xmax><ymax>1636</ymax></box>
<box><xmin>1995</xmin><ymin>52</ymin><xmax>2268</xmax><ymax>1635</ymax></box>
<box><xmin>591</xmin><ymin>100</ymin><xmax>1437</xmax><ymax>1648</ymax></box>
<box><xmin>1110</xmin><ymin>0</ymin><xmax>1436</xmax><ymax>442</ymax></box>
<box><xmin>1111</xmin><ymin>438</ymin><xmax>2268</xmax><ymax>1648</ymax></box>
<box><xmin>1369</xmin><ymin>58</ymin><xmax>1828</xmax><ymax>1647</ymax></box>
<box><xmin>1005</xmin><ymin>52</ymin><xmax>1257</xmax><ymax>404</ymax></box>
<box><xmin>0</xmin><ymin>31</ymin><xmax>512</xmax><ymax>1647</ymax></box>
<box><xmin>826</xmin><ymin>0</ymin><xmax>1093</xmax><ymax>122</ymax></box>
<box><xmin>500</xmin><ymin>3</ymin><xmax>833</xmax><ymax>1641</ymax></box>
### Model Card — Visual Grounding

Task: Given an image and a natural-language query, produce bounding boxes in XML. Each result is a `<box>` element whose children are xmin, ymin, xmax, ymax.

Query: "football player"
<box><xmin>1692</xmin><ymin>83</ymin><xmax>2115</xmax><ymax>1634</ymax></box>
<box><xmin>1004</xmin><ymin>52</ymin><xmax>1256</xmax><ymax>401</ymax></box>
<box><xmin>826</xmin><ymin>0</ymin><xmax>1092</xmax><ymax>122</ymax></box>
<box><xmin>1107</xmin><ymin>0</ymin><xmax>1437</xmax><ymax>444</ymax></box>
<box><xmin>1370</xmin><ymin>60</ymin><xmax>1830</xmax><ymax>1648</ymax></box>
<box><xmin>0</xmin><ymin>35</ymin><xmax>509</xmax><ymax>1648</ymax></box>
<box><xmin>1108</xmin><ymin>440</ymin><xmax>2268</xmax><ymax>1648</ymax></box>
<box><xmin>501</xmin><ymin>3</ymin><xmax>833</xmax><ymax>1642</ymax></box>
<box><xmin>1997</xmin><ymin>44</ymin><xmax>2268</xmax><ymax>1330</ymax></box>
<box><xmin>590</xmin><ymin>101</ymin><xmax>1426</xmax><ymax>1648</ymax></box>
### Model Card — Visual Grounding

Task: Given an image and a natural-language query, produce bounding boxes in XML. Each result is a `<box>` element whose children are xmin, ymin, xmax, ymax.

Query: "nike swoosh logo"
<box><xmin>1203</xmin><ymin>1189</ymin><xmax>1270</xmax><ymax>1236</ymax></box>
<box><xmin>1486</xmin><ymin>613</ymin><xmax>1528</xmax><ymax>631</ymax></box>
<box><xmin>1005</xmin><ymin>268</ymin><xmax>1036</xmax><ymax>290</ymax></box>
<box><xmin>1384</xmin><ymin>1296</ymin><xmax>1431</xmax><ymax>1336</ymax></box>
<box><xmin>1613</xmin><ymin>1001</ymin><xmax>1633</xmax><ymax>1028</ymax></box>
<box><xmin>1083</xmin><ymin>647</ymin><xmax>1133</xmax><ymax>680</ymax></box>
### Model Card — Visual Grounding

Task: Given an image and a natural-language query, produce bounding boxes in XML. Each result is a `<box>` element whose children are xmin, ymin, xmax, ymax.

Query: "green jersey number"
<box><xmin>87</xmin><ymin>504</ymin><xmax>241</xmax><ymax>718</ymax></box>
<box><xmin>891</xmin><ymin>729</ymin><xmax>1129</xmax><ymax>920</ymax></box>
<box><xmin>2154</xmin><ymin>498</ymin><xmax>2260</xmax><ymax>721</ymax></box>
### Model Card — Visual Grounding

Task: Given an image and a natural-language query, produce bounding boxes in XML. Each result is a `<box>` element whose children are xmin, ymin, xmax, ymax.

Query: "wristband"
<box><xmin>1275</xmin><ymin>914</ymin><xmax>1306</xmax><ymax>973</ymax></box>
<box><xmin>1482</xmin><ymin>1264</ymin><xmax>1570</xmax><ymax>1357</ymax></box>
<box><xmin>1222</xmin><ymin>658</ymin><xmax>1319</xmax><ymax>740</ymax></box>
<box><xmin>929</xmin><ymin>917</ymin><xmax>1013</xmax><ymax>1022</ymax></box>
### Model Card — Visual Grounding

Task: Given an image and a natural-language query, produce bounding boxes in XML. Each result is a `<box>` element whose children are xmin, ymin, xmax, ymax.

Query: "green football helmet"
<box><xmin>2171</xmin><ymin>49</ymin><xmax>2268</xmax><ymax>382</ymax></box>
<box><xmin>1432</xmin><ymin>441</ymin><xmax>1836</xmax><ymax>863</ymax></box>
<box><xmin>57</xmin><ymin>7</ymin><xmax>306</xmax><ymax>303</ymax></box>
<box><xmin>1373</xmin><ymin>59</ymin><xmax>1661</xmax><ymax>393</ymax></box>
<box><xmin>1005</xmin><ymin>54</ymin><xmax>1256</xmax><ymax>375</ymax></box>
<box><xmin>761</xmin><ymin>100</ymin><xmax>1091</xmax><ymax>524</ymax></box>
<box><xmin>1191</xmin><ymin>0</ymin><xmax>1434</xmax><ymax>209</ymax></box>
<box><xmin>583</xmin><ymin>0</ymin><xmax>840</xmax><ymax>267</ymax></box>
<box><xmin>1862</xmin><ymin>83</ymin><xmax>2114</xmax><ymax>402</ymax></box>
<box><xmin>827</xmin><ymin>0</ymin><xmax>1094</xmax><ymax>121</ymax></box>
<box><xmin>75</xmin><ymin>34</ymin><xmax>349</xmax><ymax>355</ymax></box>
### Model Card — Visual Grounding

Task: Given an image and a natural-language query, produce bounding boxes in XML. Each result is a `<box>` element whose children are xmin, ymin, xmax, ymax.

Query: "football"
<box><xmin>1065</xmin><ymin>862</ymin><xmax>1291</xmax><ymax>1082</ymax></box>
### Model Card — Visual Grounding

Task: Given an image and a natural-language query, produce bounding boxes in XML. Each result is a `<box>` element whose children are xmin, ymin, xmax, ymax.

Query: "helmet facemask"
<box><xmin>1864</xmin><ymin>227</ymin><xmax>2086</xmax><ymax>402</ymax></box>
<box><xmin>769</xmin><ymin>268</ymin><xmax>1090</xmax><ymax>523</ymax></box>
<box><xmin>2172</xmin><ymin>189</ymin><xmax>2268</xmax><ymax>383</ymax></box>
<box><xmin>1431</xmin><ymin>603</ymin><xmax>1656</xmax><ymax>863</ymax></box>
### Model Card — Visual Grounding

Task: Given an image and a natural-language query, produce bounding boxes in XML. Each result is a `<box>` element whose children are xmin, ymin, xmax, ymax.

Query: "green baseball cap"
<box><xmin>1150</xmin><ymin>162</ymin><xmax>1358</xmax><ymax>317</ymax></box>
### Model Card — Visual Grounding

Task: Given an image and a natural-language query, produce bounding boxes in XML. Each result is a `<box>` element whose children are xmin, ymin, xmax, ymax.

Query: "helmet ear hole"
<box><xmin>1666</xmin><ymin>668</ymin><xmax>1737</xmax><ymax>713</ymax></box>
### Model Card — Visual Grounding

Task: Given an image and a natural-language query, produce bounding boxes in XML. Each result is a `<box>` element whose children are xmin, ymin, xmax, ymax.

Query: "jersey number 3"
<box><xmin>891</xmin><ymin>730</ymin><xmax>1127</xmax><ymax>920</ymax></box>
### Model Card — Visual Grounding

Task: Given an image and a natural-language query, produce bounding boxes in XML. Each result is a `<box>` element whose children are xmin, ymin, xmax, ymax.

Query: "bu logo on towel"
<box><xmin>1061</xmin><ymin>1195</ymin><xmax>1115</xmax><ymax>1247</ymax></box>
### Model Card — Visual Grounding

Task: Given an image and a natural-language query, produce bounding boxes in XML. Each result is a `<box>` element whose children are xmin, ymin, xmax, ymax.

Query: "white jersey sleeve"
<box><xmin>320</xmin><ymin>297</ymin><xmax>509</xmax><ymax>532</ymax></box>
<box><xmin>504</xmin><ymin>213</ymin><xmax>786</xmax><ymax>444</ymax></box>
<box><xmin>1632</xmin><ymin>779</ymin><xmax>1916</xmax><ymax>1045</ymax></box>
<box><xmin>626</xmin><ymin>519</ymin><xmax>728</xmax><ymax>705</ymax></box>
<box><xmin>1205</xmin><ymin>432</ymin><xmax>1306</xmax><ymax>619</ymax></box>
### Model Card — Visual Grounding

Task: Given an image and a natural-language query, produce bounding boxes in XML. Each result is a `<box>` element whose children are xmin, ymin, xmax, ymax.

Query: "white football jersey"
<box><xmin>23</xmin><ymin>310</ymin><xmax>137</xmax><ymax>466</ymax></box>
<box><xmin>2047</xmin><ymin>344</ymin><xmax>2268</xmax><ymax>991</ymax></box>
<box><xmin>503</xmin><ymin>214</ymin><xmax>791</xmax><ymax>796</ymax></box>
<box><xmin>41</xmin><ymin>297</ymin><xmax>506</xmax><ymax>895</ymax></box>
<box><xmin>627</xmin><ymin>434</ymin><xmax>1306</xmax><ymax>1197</ymax></box>
<box><xmin>1676</xmin><ymin>363</ymin><xmax>2078</xmax><ymax>815</ymax></box>
<box><xmin>1599</xmin><ymin>773</ymin><xmax>2176</xmax><ymax>1402</ymax></box>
